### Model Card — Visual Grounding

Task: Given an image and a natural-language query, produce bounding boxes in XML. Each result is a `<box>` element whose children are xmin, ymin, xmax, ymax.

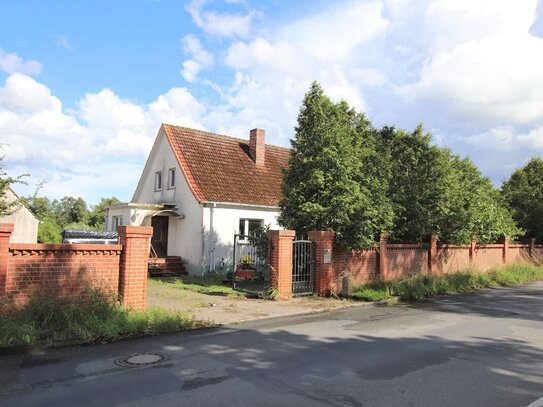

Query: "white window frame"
<box><xmin>238</xmin><ymin>218</ymin><xmax>264</xmax><ymax>241</ymax></box>
<box><xmin>155</xmin><ymin>171</ymin><xmax>162</xmax><ymax>191</ymax></box>
<box><xmin>111</xmin><ymin>215</ymin><xmax>123</xmax><ymax>231</ymax></box>
<box><xmin>168</xmin><ymin>168</ymin><xmax>176</xmax><ymax>189</ymax></box>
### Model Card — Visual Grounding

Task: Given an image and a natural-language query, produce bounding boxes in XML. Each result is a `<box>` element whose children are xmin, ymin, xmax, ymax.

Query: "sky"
<box><xmin>1</xmin><ymin>0</ymin><xmax>543</xmax><ymax>205</ymax></box>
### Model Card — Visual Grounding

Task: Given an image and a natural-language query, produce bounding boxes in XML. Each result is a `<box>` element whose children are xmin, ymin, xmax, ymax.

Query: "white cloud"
<box><xmin>0</xmin><ymin>74</ymin><xmax>205</xmax><ymax>203</ymax></box>
<box><xmin>0</xmin><ymin>73</ymin><xmax>56</xmax><ymax>113</ymax></box>
<box><xmin>0</xmin><ymin>49</ymin><xmax>42</xmax><ymax>75</ymax></box>
<box><xmin>5</xmin><ymin>0</ymin><xmax>543</xmax><ymax>203</ymax></box>
<box><xmin>398</xmin><ymin>0</ymin><xmax>543</xmax><ymax>127</ymax></box>
<box><xmin>181</xmin><ymin>35</ymin><xmax>214</xmax><ymax>82</ymax></box>
<box><xmin>56</xmin><ymin>35</ymin><xmax>75</xmax><ymax>52</ymax></box>
<box><xmin>199</xmin><ymin>0</ymin><xmax>543</xmax><ymax>188</ymax></box>
<box><xmin>214</xmin><ymin>1</ymin><xmax>391</xmax><ymax>141</ymax></box>
<box><xmin>464</xmin><ymin>125</ymin><xmax>543</xmax><ymax>151</ymax></box>
<box><xmin>148</xmin><ymin>87</ymin><xmax>206</xmax><ymax>129</ymax></box>
<box><xmin>280</xmin><ymin>0</ymin><xmax>388</xmax><ymax>61</ymax></box>
<box><xmin>185</xmin><ymin>0</ymin><xmax>255</xmax><ymax>37</ymax></box>
<box><xmin>183</xmin><ymin>35</ymin><xmax>213</xmax><ymax>65</ymax></box>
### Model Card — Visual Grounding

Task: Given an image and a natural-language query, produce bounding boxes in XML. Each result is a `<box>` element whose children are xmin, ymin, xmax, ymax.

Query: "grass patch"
<box><xmin>351</xmin><ymin>282</ymin><xmax>393</xmax><ymax>302</ymax></box>
<box><xmin>149</xmin><ymin>274</ymin><xmax>245</xmax><ymax>298</ymax></box>
<box><xmin>352</xmin><ymin>264</ymin><xmax>543</xmax><ymax>302</ymax></box>
<box><xmin>0</xmin><ymin>287</ymin><xmax>200</xmax><ymax>348</ymax></box>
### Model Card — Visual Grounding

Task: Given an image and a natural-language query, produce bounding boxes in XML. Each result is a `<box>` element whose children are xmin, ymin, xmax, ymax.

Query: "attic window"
<box><xmin>155</xmin><ymin>171</ymin><xmax>162</xmax><ymax>191</ymax></box>
<box><xmin>168</xmin><ymin>168</ymin><xmax>176</xmax><ymax>189</ymax></box>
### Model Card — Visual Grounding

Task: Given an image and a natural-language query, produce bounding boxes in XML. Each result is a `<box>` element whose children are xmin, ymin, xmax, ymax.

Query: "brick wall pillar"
<box><xmin>0</xmin><ymin>223</ymin><xmax>14</xmax><ymax>294</ymax></box>
<box><xmin>500</xmin><ymin>236</ymin><xmax>510</xmax><ymax>264</ymax></box>
<box><xmin>429</xmin><ymin>234</ymin><xmax>438</xmax><ymax>274</ymax></box>
<box><xmin>469</xmin><ymin>238</ymin><xmax>477</xmax><ymax>268</ymax></box>
<box><xmin>308</xmin><ymin>230</ymin><xmax>335</xmax><ymax>296</ymax></box>
<box><xmin>378</xmin><ymin>234</ymin><xmax>389</xmax><ymax>281</ymax></box>
<box><xmin>118</xmin><ymin>226</ymin><xmax>153</xmax><ymax>311</ymax></box>
<box><xmin>267</xmin><ymin>229</ymin><xmax>296</xmax><ymax>300</ymax></box>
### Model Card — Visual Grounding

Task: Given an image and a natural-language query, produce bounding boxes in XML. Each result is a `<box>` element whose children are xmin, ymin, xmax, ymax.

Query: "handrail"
<box><xmin>149</xmin><ymin>243</ymin><xmax>158</xmax><ymax>259</ymax></box>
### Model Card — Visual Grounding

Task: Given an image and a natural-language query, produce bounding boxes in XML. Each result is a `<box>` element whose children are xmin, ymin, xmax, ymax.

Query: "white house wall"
<box><xmin>105</xmin><ymin>206</ymin><xmax>131</xmax><ymax>232</ymax></box>
<box><xmin>202</xmin><ymin>205</ymin><xmax>282</xmax><ymax>273</ymax></box>
<box><xmin>0</xmin><ymin>189</ymin><xmax>38</xmax><ymax>243</ymax></box>
<box><xmin>132</xmin><ymin>129</ymin><xmax>203</xmax><ymax>274</ymax></box>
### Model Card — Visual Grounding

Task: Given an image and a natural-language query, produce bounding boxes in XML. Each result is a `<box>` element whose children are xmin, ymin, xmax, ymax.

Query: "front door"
<box><xmin>151</xmin><ymin>216</ymin><xmax>169</xmax><ymax>257</ymax></box>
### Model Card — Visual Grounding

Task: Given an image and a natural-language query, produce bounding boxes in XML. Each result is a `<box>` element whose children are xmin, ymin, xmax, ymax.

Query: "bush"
<box><xmin>37</xmin><ymin>220</ymin><xmax>62</xmax><ymax>243</ymax></box>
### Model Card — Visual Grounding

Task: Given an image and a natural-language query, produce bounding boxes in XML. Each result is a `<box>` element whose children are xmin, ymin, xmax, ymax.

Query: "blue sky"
<box><xmin>1</xmin><ymin>0</ymin><xmax>543</xmax><ymax>205</ymax></box>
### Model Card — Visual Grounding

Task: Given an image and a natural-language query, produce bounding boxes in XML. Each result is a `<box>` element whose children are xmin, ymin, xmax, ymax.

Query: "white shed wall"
<box><xmin>0</xmin><ymin>189</ymin><xmax>40</xmax><ymax>243</ymax></box>
<box><xmin>0</xmin><ymin>189</ymin><xmax>38</xmax><ymax>243</ymax></box>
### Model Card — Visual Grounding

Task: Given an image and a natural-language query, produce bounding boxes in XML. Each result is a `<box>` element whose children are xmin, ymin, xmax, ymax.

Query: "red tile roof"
<box><xmin>163</xmin><ymin>124</ymin><xmax>290</xmax><ymax>207</ymax></box>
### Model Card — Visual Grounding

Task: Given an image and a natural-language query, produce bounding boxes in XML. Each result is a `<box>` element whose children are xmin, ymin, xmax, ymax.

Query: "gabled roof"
<box><xmin>162</xmin><ymin>124</ymin><xmax>290</xmax><ymax>207</ymax></box>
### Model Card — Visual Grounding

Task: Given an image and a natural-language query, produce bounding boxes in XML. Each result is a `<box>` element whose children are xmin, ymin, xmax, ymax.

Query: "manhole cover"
<box><xmin>115</xmin><ymin>352</ymin><xmax>170</xmax><ymax>368</ymax></box>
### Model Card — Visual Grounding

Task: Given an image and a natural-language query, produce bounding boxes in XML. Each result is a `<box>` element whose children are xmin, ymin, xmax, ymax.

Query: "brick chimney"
<box><xmin>249</xmin><ymin>128</ymin><xmax>265</xmax><ymax>168</ymax></box>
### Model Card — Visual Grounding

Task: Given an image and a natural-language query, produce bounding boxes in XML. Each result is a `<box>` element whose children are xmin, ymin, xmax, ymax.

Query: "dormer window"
<box><xmin>155</xmin><ymin>171</ymin><xmax>162</xmax><ymax>191</ymax></box>
<box><xmin>168</xmin><ymin>168</ymin><xmax>176</xmax><ymax>189</ymax></box>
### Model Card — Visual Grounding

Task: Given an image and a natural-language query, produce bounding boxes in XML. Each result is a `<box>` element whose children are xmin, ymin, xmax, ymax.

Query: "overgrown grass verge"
<box><xmin>351</xmin><ymin>264</ymin><xmax>543</xmax><ymax>302</ymax></box>
<box><xmin>0</xmin><ymin>288</ymin><xmax>202</xmax><ymax>349</ymax></box>
<box><xmin>149</xmin><ymin>274</ymin><xmax>245</xmax><ymax>298</ymax></box>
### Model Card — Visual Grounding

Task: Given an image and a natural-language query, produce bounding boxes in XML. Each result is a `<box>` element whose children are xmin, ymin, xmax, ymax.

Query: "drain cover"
<box><xmin>115</xmin><ymin>352</ymin><xmax>170</xmax><ymax>368</ymax></box>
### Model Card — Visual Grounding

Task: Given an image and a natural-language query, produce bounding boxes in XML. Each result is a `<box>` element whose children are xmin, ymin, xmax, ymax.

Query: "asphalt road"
<box><xmin>1</xmin><ymin>282</ymin><xmax>542</xmax><ymax>407</ymax></box>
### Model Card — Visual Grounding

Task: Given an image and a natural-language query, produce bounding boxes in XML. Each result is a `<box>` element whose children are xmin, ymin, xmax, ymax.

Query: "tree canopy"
<box><xmin>23</xmin><ymin>194</ymin><xmax>121</xmax><ymax>243</ymax></box>
<box><xmin>280</xmin><ymin>82</ymin><xmax>521</xmax><ymax>249</ymax></box>
<box><xmin>380</xmin><ymin>126</ymin><xmax>519</xmax><ymax>244</ymax></box>
<box><xmin>279</xmin><ymin>82</ymin><xmax>393</xmax><ymax>249</ymax></box>
<box><xmin>502</xmin><ymin>157</ymin><xmax>543</xmax><ymax>241</ymax></box>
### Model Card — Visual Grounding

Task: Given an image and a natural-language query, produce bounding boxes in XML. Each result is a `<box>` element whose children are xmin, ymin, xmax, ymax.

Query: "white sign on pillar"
<box><xmin>323</xmin><ymin>248</ymin><xmax>332</xmax><ymax>264</ymax></box>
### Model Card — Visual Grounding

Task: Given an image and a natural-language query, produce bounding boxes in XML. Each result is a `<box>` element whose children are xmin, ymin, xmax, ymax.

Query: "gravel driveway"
<box><xmin>147</xmin><ymin>281</ymin><xmax>364</xmax><ymax>325</ymax></box>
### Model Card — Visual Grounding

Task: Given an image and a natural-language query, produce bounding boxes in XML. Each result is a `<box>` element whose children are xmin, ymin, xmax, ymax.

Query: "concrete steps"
<box><xmin>148</xmin><ymin>256</ymin><xmax>188</xmax><ymax>277</ymax></box>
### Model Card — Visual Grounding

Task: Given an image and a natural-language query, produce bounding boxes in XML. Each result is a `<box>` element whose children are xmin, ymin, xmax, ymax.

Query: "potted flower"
<box><xmin>236</xmin><ymin>255</ymin><xmax>256</xmax><ymax>279</ymax></box>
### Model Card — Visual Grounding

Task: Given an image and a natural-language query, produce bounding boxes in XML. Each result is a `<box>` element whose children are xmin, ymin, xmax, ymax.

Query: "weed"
<box><xmin>351</xmin><ymin>264</ymin><xmax>543</xmax><ymax>302</ymax></box>
<box><xmin>0</xmin><ymin>286</ymin><xmax>198</xmax><ymax>348</ymax></box>
<box><xmin>149</xmin><ymin>276</ymin><xmax>245</xmax><ymax>298</ymax></box>
<box><xmin>260</xmin><ymin>287</ymin><xmax>279</xmax><ymax>301</ymax></box>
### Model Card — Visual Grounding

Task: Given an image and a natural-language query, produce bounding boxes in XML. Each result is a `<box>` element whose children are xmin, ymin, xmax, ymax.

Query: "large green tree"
<box><xmin>279</xmin><ymin>82</ymin><xmax>393</xmax><ymax>249</ymax></box>
<box><xmin>378</xmin><ymin>125</ymin><xmax>449</xmax><ymax>242</ymax></box>
<box><xmin>502</xmin><ymin>157</ymin><xmax>543</xmax><ymax>241</ymax></box>
<box><xmin>22</xmin><ymin>196</ymin><xmax>53</xmax><ymax>221</ymax></box>
<box><xmin>24</xmin><ymin>194</ymin><xmax>120</xmax><ymax>242</ymax></box>
<box><xmin>379</xmin><ymin>125</ymin><xmax>519</xmax><ymax>243</ymax></box>
<box><xmin>440</xmin><ymin>153</ymin><xmax>520</xmax><ymax>243</ymax></box>
<box><xmin>51</xmin><ymin>196</ymin><xmax>89</xmax><ymax>228</ymax></box>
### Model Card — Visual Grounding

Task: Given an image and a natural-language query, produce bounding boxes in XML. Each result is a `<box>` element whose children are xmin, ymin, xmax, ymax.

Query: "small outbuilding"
<box><xmin>0</xmin><ymin>188</ymin><xmax>39</xmax><ymax>243</ymax></box>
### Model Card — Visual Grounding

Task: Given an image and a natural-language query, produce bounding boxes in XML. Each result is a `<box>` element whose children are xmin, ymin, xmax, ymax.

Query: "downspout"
<box><xmin>105</xmin><ymin>208</ymin><xmax>109</xmax><ymax>232</ymax></box>
<box><xmin>209</xmin><ymin>203</ymin><xmax>216</xmax><ymax>272</ymax></box>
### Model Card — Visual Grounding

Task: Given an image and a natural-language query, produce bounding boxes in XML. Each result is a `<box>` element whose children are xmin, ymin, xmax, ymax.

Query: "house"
<box><xmin>106</xmin><ymin>124</ymin><xmax>290</xmax><ymax>274</ymax></box>
<box><xmin>0</xmin><ymin>188</ymin><xmax>39</xmax><ymax>243</ymax></box>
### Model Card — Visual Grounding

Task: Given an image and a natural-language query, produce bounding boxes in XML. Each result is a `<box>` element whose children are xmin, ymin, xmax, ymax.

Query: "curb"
<box><xmin>0</xmin><ymin>297</ymin><xmax>405</xmax><ymax>356</ymax></box>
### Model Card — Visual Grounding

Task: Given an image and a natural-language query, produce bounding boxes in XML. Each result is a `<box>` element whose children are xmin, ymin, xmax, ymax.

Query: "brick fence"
<box><xmin>0</xmin><ymin>224</ymin><xmax>152</xmax><ymax>311</ymax></box>
<box><xmin>268</xmin><ymin>229</ymin><xmax>543</xmax><ymax>298</ymax></box>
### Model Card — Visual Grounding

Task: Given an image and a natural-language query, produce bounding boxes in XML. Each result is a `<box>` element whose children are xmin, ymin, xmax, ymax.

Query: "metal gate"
<box><xmin>232</xmin><ymin>234</ymin><xmax>269</xmax><ymax>294</ymax></box>
<box><xmin>292</xmin><ymin>238</ymin><xmax>314</xmax><ymax>296</ymax></box>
